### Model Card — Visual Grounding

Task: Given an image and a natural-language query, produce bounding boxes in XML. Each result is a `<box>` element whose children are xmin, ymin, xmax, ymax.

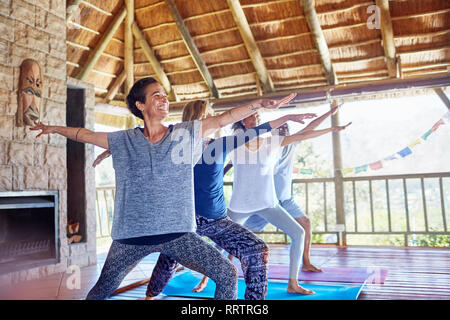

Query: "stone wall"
<box><xmin>0</xmin><ymin>0</ymin><xmax>96</xmax><ymax>285</ymax></box>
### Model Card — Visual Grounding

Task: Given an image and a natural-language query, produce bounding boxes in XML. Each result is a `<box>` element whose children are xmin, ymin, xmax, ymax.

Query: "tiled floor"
<box><xmin>0</xmin><ymin>248</ymin><xmax>160</xmax><ymax>300</ymax></box>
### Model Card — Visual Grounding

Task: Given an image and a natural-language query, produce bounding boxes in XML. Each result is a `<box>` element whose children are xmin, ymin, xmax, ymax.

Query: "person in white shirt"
<box><xmin>242</xmin><ymin>105</ymin><xmax>344</xmax><ymax>273</ymax></box>
<box><xmin>227</xmin><ymin>106</ymin><xmax>351</xmax><ymax>294</ymax></box>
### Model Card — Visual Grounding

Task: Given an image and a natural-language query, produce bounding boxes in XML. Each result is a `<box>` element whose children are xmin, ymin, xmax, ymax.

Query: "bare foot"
<box><xmin>287</xmin><ymin>282</ymin><xmax>315</xmax><ymax>295</ymax></box>
<box><xmin>302</xmin><ymin>264</ymin><xmax>323</xmax><ymax>272</ymax></box>
<box><xmin>144</xmin><ymin>296</ymin><xmax>155</xmax><ymax>300</ymax></box>
<box><xmin>192</xmin><ymin>277</ymin><xmax>209</xmax><ymax>293</ymax></box>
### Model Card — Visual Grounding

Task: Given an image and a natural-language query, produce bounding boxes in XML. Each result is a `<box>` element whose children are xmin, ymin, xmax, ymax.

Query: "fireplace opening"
<box><xmin>66</xmin><ymin>86</ymin><xmax>86</xmax><ymax>244</ymax></box>
<box><xmin>0</xmin><ymin>191</ymin><xmax>59</xmax><ymax>275</ymax></box>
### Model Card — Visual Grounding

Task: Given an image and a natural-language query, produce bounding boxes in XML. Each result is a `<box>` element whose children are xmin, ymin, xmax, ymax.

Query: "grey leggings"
<box><xmin>86</xmin><ymin>232</ymin><xmax>238</xmax><ymax>300</ymax></box>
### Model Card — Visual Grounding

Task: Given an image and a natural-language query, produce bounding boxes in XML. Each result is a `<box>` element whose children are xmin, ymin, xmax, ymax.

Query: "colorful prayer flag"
<box><xmin>316</xmin><ymin>170</ymin><xmax>329</xmax><ymax>178</ymax></box>
<box><xmin>422</xmin><ymin>129</ymin><xmax>433</xmax><ymax>140</ymax></box>
<box><xmin>355</xmin><ymin>164</ymin><xmax>368</xmax><ymax>174</ymax></box>
<box><xmin>384</xmin><ymin>154</ymin><xmax>398</xmax><ymax>161</ymax></box>
<box><xmin>369</xmin><ymin>161</ymin><xmax>383</xmax><ymax>170</ymax></box>
<box><xmin>342</xmin><ymin>168</ymin><xmax>354</xmax><ymax>176</ymax></box>
<box><xmin>300</xmin><ymin>168</ymin><xmax>313</xmax><ymax>175</ymax></box>
<box><xmin>397</xmin><ymin>147</ymin><xmax>412</xmax><ymax>158</ymax></box>
<box><xmin>432</xmin><ymin>119</ymin><xmax>444</xmax><ymax>131</ymax></box>
<box><xmin>409</xmin><ymin>139</ymin><xmax>422</xmax><ymax>149</ymax></box>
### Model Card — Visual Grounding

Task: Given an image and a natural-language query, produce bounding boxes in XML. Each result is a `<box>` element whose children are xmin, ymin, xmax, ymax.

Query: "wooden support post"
<box><xmin>330</xmin><ymin>100</ymin><xmax>346</xmax><ymax>246</ymax></box>
<box><xmin>300</xmin><ymin>0</ymin><xmax>338</xmax><ymax>85</ymax></box>
<box><xmin>124</xmin><ymin>0</ymin><xmax>135</xmax><ymax>95</ymax></box>
<box><xmin>227</xmin><ymin>0</ymin><xmax>274</xmax><ymax>93</ymax></box>
<box><xmin>165</xmin><ymin>0</ymin><xmax>221</xmax><ymax>98</ymax></box>
<box><xmin>103</xmin><ymin>70</ymin><xmax>126</xmax><ymax>103</ymax></box>
<box><xmin>376</xmin><ymin>0</ymin><xmax>398</xmax><ymax>78</ymax></box>
<box><xmin>132</xmin><ymin>22</ymin><xmax>178</xmax><ymax>101</ymax></box>
<box><xmin>76</xmin><ymin>8</ymin><xmax>127</xmax><ymax>81</ymax></box>
<box><xmin>434</xmin><ymin>88</ymin><xmax>450</xmax><ymax>110</ymax></box>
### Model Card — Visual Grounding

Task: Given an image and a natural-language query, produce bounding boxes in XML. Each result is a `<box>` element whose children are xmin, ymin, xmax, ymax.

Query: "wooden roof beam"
<box><xmin>376</xmin><ymin>0</ymin><xmax>398</xmax><ymax>78</ymax></box>
<box><xmin>164</xmin><ymin>0</ymin><xmax>221</xmax><ymax>98</ymax></box>
<box><xmin>124</xmin><ymin>0</ymin><xmax>134</xmax><ymax>95</ymax></box>
<box><xmin>434</xmin><ymin>88</ymin><xmax>450</xmax><ymax>110</ymax></box>
<box><xmin>132</xmin><ymin>22</ymin><xmax>179</xmax><ymax>101</ymax></box>
<box><xmin>299</xmin><ymin>0</ymin><xmax>338</xmax><ymax>85</ymax></box>
<box><xmin>103</xmin><ymin>70</ymin><xmax>126</xmax><ymax>104</ymax></box>
<box><xmin>76</xmin><ymin>7</ymin><xmax>127</xmax><ymax>81</ymax></box>
<box><xmin>227</xmin><ymin>0</ymin><xmax>275</xmax><ymax>93</ymax></box>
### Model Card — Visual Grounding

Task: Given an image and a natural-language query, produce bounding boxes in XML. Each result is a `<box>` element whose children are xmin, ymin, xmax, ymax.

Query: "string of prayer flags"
<box><xmin>340</xmin><ymin>111</ymin><xmax>449</xmax><ymax>176</ymax></box>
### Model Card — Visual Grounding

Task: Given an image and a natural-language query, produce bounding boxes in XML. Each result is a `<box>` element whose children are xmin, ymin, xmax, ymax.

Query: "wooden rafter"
<box><xmin>376</xmin><ymin>0</ymin><xmax>398</xmax><ymax>78</ymax></box>
<box><xmin>227</xmin><ymin>0</ymin><xmax>274</xmax><ymax>94</ymax></box>
<box><xmin>76</xmin><ymin>7</ymin><xmax>127</xmax><ymax>81</ymax></box>
<box><xmin>164</xmin><ymin>0</ymin><xmax>221</xmax><ymax>98</ymax></box>
<box><xmin>103</xmin><ymin>70</ymin><xmax>126</xmax><ymax>103</ymax></box>
<box><xmin>124</xmin><ymin>0</ymin><xmax>134</xmax><ymax>95</ymax></box>
<box><xmin>434</xmin><ymin>88</ymin><xmax>450</xmax><ymax>110</ymax></box>
<box><xmin>132</xmin><ymin>21</ymin><xmax>178</xmax><ymax>101</ymax></box>
<box><xmin>299</xmin><ymin>0</ymin><xmax>338</xmax><ymax>85</ymax></box>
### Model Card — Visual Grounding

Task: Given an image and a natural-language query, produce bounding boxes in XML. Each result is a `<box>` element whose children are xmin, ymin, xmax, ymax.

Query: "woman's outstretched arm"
<box><xmin>281</xmin><ymin>122</ymin><xmax>352</xmax><ymax>147</ymax></box>
<box><xmin>200</xmin><ymin>93</ymin><xmax>297</xmax><ymax>138</ymax></box>
<box><xmin>297</xmin><ymin>104</ymin><xmax>340</xmax><ymax>133</ymax></box>
<box><xmin>30</xmin><ymin>121</ymin><xmax>109</xmax><ymax>149</ymax></box>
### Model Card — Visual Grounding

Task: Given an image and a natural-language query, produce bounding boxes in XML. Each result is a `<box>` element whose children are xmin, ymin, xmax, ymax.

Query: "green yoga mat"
<box><xmin>162</xmin><ymin>271</ymin><xmax>364</xmax><ymax>300</ymax></box>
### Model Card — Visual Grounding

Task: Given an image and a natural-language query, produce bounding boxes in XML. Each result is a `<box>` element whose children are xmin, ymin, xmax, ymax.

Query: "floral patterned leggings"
<box><xmin>86</xmin><ymin>232</ymin><xmax>238</xmax><ymax>300</ymax></box>
<box><xmin>146</xmin><ymin>216</ymin><xmax>269</xmax><ymax>300</ymax></box>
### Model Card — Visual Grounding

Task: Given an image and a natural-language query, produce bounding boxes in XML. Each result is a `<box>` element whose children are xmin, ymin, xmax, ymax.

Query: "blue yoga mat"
<box><xmin>162</xmin><ymin>271</ymin><xmax>364</xmax><ymax>300</ymax></box>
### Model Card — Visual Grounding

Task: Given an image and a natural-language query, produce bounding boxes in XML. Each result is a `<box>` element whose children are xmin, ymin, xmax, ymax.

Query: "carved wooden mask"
<box><xmin>17</xmin><ymin>59</ymin><xmax>43</xmax><ymax>127</ymax></box>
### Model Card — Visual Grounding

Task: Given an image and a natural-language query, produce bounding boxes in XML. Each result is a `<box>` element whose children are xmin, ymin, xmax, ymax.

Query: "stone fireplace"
<box><xmin>0</xmin><ymin>191</ymin><xmax>59</xmax><ymax>275</ymax></box>
<box><xmin>0</xmin><ymin>1</ymin><xmax>97</xmax><ymax>286</ymax></box>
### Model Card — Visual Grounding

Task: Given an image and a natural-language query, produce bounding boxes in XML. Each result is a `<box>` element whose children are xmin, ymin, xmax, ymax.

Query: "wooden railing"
<box><xmin>95</xmin><ymin>172</ymin><xmax>450</xmax><ymax>247</ymax></box>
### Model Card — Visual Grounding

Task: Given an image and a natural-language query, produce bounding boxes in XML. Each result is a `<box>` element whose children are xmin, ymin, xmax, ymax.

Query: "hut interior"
<box><xmin>0</xmin><ymin>0</ymin><xmax>449</xmax><ymax>301</ymax></box>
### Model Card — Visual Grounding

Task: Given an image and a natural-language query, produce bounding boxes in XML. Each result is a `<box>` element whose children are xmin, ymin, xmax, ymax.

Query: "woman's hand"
<box><xmin>93</xmin><ymin>149</ymin><xmax>112</xmax><ymax>167</ymax></box>
<box><xmin>255</xmin><ymin>93</ymin><xmax>297</xmax><ymax>110</ymax></box>
<box><xmin>29</xmin><ymin>121</ymin><xmax>56</xmax><ymax>138</ymax></box>
<box><xmin>331</xmin><ymin>121</ymin><xmax>352</xmax><ymax>132</ymax></box>
<box><xmin>288</xmin><ymin>113</ymin><xmax>317</xmax><ymax>124</ymax></box>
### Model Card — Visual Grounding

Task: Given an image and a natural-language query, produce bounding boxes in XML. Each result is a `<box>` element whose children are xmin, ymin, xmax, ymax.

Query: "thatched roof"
<box><xmin>66</xmin><ymin>0</ymin><xmax>450</xmax><ymax>122</ymax></box>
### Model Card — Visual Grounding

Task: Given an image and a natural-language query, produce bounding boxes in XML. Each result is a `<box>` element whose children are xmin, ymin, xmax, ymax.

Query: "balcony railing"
<box><xmin>95</xmin><ymin>172</ymin><xmax>450</xmax><ymax>247</ymax></box>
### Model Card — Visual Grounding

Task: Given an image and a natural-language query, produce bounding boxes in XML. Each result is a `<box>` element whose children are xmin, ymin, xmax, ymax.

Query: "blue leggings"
<box><xmin>147</xmin><ymin>216</ymin><xmax>269</xmax><ymax>300</ymax></box>
<box><xmin>86</xmin><ymin>232</ymin><xmax>238</xmax><ymax>300</ymax></box>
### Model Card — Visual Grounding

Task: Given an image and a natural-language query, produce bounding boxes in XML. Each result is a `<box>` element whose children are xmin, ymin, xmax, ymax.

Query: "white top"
<box><xmin>228</xmin><ymin>135</ymin><xmax>283</xmax><ymax>213</ymax></box>
<box><xmin>273</xmin><ymin>141</ymin><xmax>299</xmax><ymax>201</ymax></box>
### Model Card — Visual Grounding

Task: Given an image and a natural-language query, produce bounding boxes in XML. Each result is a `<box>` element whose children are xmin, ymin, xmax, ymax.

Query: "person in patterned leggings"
<box><xmin>94</xmin><ymin>98</ymin><xmax>315</xmax><ymax>300</ymax></box>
